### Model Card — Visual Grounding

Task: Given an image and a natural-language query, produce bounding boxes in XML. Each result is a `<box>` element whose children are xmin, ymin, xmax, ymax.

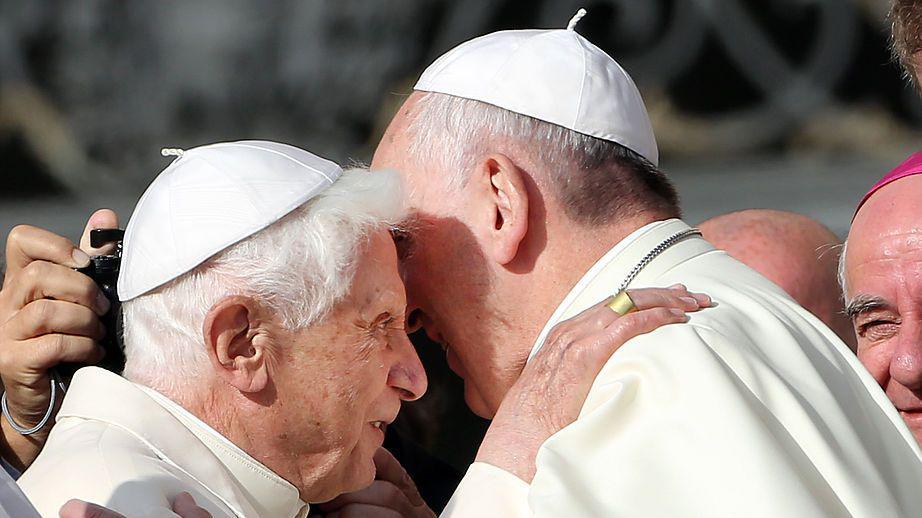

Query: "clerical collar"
<box><xmin>57</xmin><ymin>368</ymin><xmax>308</xmax><ymax>518</ymax></box>
<box><xmin>528</xmin><ymin>219</ymin><xmax>671</xmax><ymax>361</ymax></box>
<box><xmin>139</xmin><ymin>386</ymin><xmax>309</xmax><ymax>518</ymax></box>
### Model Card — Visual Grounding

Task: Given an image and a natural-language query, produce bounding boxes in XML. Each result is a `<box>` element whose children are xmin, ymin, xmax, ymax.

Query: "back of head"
<box><xmin>699</xmin><ymin>209</ymin><xmax>855</xmax><ymax>349</ymax></box>
<box><xmin>404</xmin><ymin>92</ymin><xmax>680</xmax><ymax>226</ymax></box>
<box><xmin>118</xmin><ymin>142</ymin><xmax>405</xmax><ymax>393</ymax></box>
<box><xmin>405</xmin><ymin>12</ymin><xmax>680</xmax><ymax>227</ymax></box>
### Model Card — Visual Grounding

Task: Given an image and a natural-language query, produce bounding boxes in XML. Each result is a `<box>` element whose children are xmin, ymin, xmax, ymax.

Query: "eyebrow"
<box><xmin>844</xmin><ymin>295</ymin><xmax>890</xmax><ymax>319</ymax></box>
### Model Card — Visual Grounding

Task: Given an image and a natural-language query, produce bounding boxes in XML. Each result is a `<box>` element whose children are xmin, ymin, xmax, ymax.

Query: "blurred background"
<box><xmin>2</xmin><ymin>0</ymin><xmax>920</xmax><ymax>510</ymax></box>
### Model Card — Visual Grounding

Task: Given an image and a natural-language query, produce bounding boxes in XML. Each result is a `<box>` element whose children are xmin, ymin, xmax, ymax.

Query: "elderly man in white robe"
<box><xmin>334</xmin><ymin>11</ymin><xmax>922</xmax><ymax>518</ymax></box>
<box><xmin>16</xmin><ymin>141</ymin><xmax>429</xmax><ymax>517</ymax></box>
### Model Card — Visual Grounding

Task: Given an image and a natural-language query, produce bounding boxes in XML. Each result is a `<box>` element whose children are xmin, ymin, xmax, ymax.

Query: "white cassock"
<box><xmin>18</xmin><ymin>368</ymin><xmax>309</xmax><ymax>518</ymax></box>
<box><xmin>444</xmin><ymin>219</ymin><xmax>922</xmax><ymax>517</ymax></box>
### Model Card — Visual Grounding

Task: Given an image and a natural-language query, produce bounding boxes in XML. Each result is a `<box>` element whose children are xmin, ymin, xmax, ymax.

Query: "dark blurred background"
<box><xmin>2</xmin><ymin>0</ymin><xmax>920</xmax><ymax>510</ymax></box>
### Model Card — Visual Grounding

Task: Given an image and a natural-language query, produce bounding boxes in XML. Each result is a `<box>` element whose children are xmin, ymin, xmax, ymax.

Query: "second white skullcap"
<box><xmin>414</xmin><ymin>9</ymin><xmax>658</xmax><ymax>166</ymax></box>
<box><xmin>117</xmin><ymin>140</ymin><xmax>343</xmax><ymax>301</ymax></box>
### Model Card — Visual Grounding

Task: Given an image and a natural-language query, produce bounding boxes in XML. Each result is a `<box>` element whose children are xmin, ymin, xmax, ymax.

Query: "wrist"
<box><xmin>475</xmin><ymin>423</ymin><xmax>544</xmax><ymax>483</ymax></box>
<box><xmin>0</xmin><ymin>417</ymin><xmax>46</xmax><ymax>472</ymax></box>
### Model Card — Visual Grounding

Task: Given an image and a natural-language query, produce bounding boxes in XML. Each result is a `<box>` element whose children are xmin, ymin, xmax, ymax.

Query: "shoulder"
<box><xmin>581</xmin><ymin>285</ymin><xmax>863</xmax><ymax>425</ymax></box>
<box><xmin>19</xmin><ymin>418</ymin><xmax>175</xmax><ymax>516</ymax></box>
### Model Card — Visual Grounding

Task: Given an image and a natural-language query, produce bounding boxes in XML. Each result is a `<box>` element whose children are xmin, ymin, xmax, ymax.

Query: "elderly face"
<box><xmin>266</xmin><ymin>229</ymin><xmax>427</xmax><ymax>501</ymax></box>
<box><xmin>371</xmin><ymin>93</ymin><xmax>518</xmax><ymax>418</ymax></box>
<box><xmin>845</xmin><ymin>175</ymin><xmax>922</xmax><ymax>446</ymax></box>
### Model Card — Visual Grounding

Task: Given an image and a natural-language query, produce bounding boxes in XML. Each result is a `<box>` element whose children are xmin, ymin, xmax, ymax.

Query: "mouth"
<box><xmin>370</xmin><ymin>421</ymin><xmax>388</xmax><ymax>432</ymax></box>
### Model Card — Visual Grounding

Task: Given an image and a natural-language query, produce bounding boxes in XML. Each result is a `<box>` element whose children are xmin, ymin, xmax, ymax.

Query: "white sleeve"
<box><xmin>441</xmin><ymin>462</ymin><xmax>531</xmax><ymax>518</ymax></box>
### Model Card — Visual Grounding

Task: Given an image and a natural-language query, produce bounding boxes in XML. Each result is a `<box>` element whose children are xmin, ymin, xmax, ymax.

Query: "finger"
<box><xmin>172</xmin><ymin>492</ymin><xmax>212</xmax><ymax>518</ymax></box>
<box><xmin>59</xmin><ymin>499</ymin><xmax>126</xmax><ymax>518</ymax></box>
<box><xmin>573</xmin><ymin>307</ymin><xmax>688</xmax><ymax>367</ymax></box>
<box><xmin>626</xmin><ymin>288</ymin><xmax>704</xmax><ymax>313</ymax></box>
<box><xmin>79</xmin><ymin>209</ymin><xmax>120</xmax><ymax>256</ymax></box>
<box><xmin>13</xmin><ymin>334</ymin><xmax>105</xmax><ymax>371</ymax></box>
<box><xmin>373</xmin><ymin>447</ymin><xmax>425</xmax><ymax>506</ymax></box>
<box><xmin>543</xmin><ymin>299</ymin><xmax>621</xmax><ymax>347</ymax></box>
<box><xmin>4</xmin><ymin>226</ymin><xmax>89</xmax><ymax>286</ymax></box>
<box><xmin>666</xmin><ymin>284</ymin><xmax>713</xmax><ymax>306</ymax></box>
<box><xmin>5</xmin><ymin>260</ymin><xmax>109</xmax><ymax>315</ymax></box>
<box><xmin>319</xmin><ymin>481</ymin><xmax>416</xmax><ymax>515</ymax></box>
<box><xmin>9</xmin><ymin>299</ymin><xmax>105</xmax><ymax>341</ymax></box>
<box><xmin>326</xmin><ymin>504</ymin><xmax>403</xmax><ymax>518</ymax></box>
<box><xmin>605</xmin><ymin>307</ymin><xmax>689</xmax><ymax>338</ymax></box>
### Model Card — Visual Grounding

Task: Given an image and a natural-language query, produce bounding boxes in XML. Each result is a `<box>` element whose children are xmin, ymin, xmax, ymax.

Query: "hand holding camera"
<box><xmin>0</xmin><ymin>210</ymin><xmax>119</xmax><ymax>470</ymax></box>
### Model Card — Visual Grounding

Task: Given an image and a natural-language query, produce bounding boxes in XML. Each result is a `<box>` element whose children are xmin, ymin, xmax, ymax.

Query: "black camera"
<box><xmin>59</xmin><ymin>228</ymin><xmax>126</xmax><ymax>379</ymax></box>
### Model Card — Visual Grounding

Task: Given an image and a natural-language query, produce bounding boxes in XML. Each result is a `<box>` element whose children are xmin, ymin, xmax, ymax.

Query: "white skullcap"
<box><xmin>414</xmin><ymin>9</ymin><xmax>658</xmax><ymax>166</ymax></box>
<box><xmin>117</xmin><ymin>140</ymin><xmax>342</xmax><ymax>301</ymax></box>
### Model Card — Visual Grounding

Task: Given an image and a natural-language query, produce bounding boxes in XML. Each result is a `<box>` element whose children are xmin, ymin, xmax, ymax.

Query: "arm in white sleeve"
<box><xmin>441</xmin><ymin>462</ymin><xmax>531</xmax><ymax>518</ymax></box>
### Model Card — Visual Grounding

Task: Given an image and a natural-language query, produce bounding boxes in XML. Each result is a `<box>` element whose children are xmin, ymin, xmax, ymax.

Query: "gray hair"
<box><xmin>405</xmin><ymin>92</ymin><xmax>680</xmax><ymax>226</ymax></box>
<box><xmin>121</xmin><ymin>168</ymin><xmax>405</xmax><ymax>391</ymax></box>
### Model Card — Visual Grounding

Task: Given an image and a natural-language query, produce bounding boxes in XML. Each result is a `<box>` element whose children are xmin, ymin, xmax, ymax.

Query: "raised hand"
<box><xmin>477</xmin><ymin>284</ymin><xmax>712</xmax><ymax>482</ymax></box>
<box><xmin>0</xmin><ymin>209</ymin><xmax>118</xmax><ymax>469</ymax></box>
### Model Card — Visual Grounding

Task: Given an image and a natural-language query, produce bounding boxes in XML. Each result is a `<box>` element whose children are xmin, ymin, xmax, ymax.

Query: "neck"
<box><xmin>488</xmin><ymin>212</ymin><xmax>665</xmax><ymax>405</ymax></box>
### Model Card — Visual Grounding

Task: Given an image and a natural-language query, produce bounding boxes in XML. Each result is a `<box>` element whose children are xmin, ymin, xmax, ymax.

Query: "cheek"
<box><xmin>858</xmin><ymin>341</ymin><xmax>895</xmax><ymax>385</ymax></box>
<box><xmin>349</xmin><ymin>349</ymin><xmax>393</xmax><ymax>411</ymax></box>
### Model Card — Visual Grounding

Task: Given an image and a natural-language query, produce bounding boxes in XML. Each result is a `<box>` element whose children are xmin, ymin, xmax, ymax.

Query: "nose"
<box><xmin>890</xmin><ymin>319</ymin><xmax>922</xmax><ymax>392</ymax></box>
<box><xmin>387</xmin><ymin>333</ymin><xmax>428</xmax><ymax>401</ymax></box>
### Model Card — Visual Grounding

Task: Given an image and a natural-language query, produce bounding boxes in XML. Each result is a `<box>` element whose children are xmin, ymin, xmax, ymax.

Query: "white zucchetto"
<box><xmin>117</xmin><ymin>140</ymin><xmax>342</xmax><ymax>301</ymax></box>
<box><xmin>413</xmin><ymin>9</ymin><xmax>658</xmax><ymax>166</ymax></box>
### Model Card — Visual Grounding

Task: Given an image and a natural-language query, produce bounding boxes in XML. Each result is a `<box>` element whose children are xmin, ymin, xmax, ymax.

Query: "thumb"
<box><xmin>79</xmin><ymin>209</ymin><xmax>120</xmax><ymax>255</ymax></box>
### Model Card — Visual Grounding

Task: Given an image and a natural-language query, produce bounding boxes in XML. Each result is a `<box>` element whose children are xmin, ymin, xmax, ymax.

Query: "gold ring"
<box><xmin>606</xmin><ymin>291</ymin><xmax>638</xmax><ymax>316</ymax></box>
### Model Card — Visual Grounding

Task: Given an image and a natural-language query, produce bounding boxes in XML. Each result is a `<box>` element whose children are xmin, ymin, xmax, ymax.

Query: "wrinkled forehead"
<box><xmin>846</xmin><ymin>178</ymin><xmax>922</xmax><ymax>298</ymax></box>
<box><xmin>850</xmin><ymin>176</ymin><xmax>922</xmax><ymax>255</ymax></box>
<box><xmin>846</xmin><ymin>223</ymin><xmax>922</xmax><ymax>303</ymax></box>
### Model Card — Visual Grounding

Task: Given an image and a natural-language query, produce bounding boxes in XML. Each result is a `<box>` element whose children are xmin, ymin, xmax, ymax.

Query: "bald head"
<box><xmin>700</xmin><ymin>209</ymin><xmax>856</xmax><ymax>350</ymax></box>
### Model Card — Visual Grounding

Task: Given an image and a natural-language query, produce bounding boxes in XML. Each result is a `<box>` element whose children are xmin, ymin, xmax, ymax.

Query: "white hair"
<box><xmin>121</xmin><ymin>168</ymin><xmax>405</xmax><ymax>391</ymax></box>
<box><xmin>406</xmin><ymin>92</ymin><xmax>580</xmax><ymax>189</ymax></box>
<box><xmin>405</xmin><ymin>92</ymin><xmax>679</xmax><ymax>225</ymax></box>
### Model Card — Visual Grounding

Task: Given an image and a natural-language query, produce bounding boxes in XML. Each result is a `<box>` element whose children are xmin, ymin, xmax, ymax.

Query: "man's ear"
<box><xmin>202</xmin><ymin>296</ymin><xmax>271</xmax><ymax>393</ymax></box>
<box><xmin>479</xmin><ymin>154</ymin><xmax>529</xmax><ymax>265</ymax></box>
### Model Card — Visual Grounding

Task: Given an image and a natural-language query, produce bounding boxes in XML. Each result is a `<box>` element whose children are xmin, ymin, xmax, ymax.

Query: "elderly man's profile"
<box><xmin>17</xmin><ymin>142</ymin><xmax>427</xmax><ymax>516</ymax></box>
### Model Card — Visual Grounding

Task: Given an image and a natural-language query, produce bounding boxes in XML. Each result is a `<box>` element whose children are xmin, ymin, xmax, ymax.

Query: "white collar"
<box><xmin>138</xmin><ymin>386</ymin><xmax>309</xmax><ymax>518</ymax></box>
<box><xmin>58</xmin><ymin>368</ymin><xmax>309</xmax><ymax>518</ymax></box>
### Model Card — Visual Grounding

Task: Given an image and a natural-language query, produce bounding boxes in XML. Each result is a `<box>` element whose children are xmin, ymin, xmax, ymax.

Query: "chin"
<box><xmin>304</xmin><ymin>443</ymin><xmax>377</xmax><ymax>503</ymax></box>
<box><xmin>464</xmin><ymin>384</ymin><xmax>495</xmax><ymax>419</ymax></box>
<box><xmin>344</xmin><ymin>441</ymin><xmax>379</xmax><ymax>492</ymax></box>
<box><xmin>341</xmin><ymin>465</ymin><xmax>376</xmax><ymax>495</ymax></box>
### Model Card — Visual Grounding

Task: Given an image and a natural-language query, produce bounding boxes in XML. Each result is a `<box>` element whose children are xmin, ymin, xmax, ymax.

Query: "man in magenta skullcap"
<box><xmin>841</xmin><ymin>152</ymin><xmax>922</xmax><ymax>446</ymax></box>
